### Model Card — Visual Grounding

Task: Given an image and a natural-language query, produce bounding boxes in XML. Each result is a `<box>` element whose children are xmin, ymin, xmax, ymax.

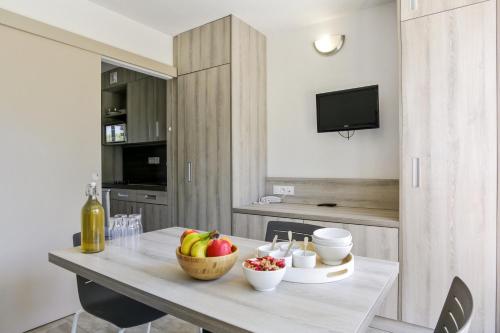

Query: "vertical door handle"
<box><xmin>410</xmin><ymin>0</ymin><xmax>418</xmax><ymax>10</ymax></box>
<box><xmin>412</xmin><ymin>157</ymin><xmax>420</xmax><ymax>188</ymax></box>
<box><xmin>186</xmin><ymin>161</ymin><xmax>192</xmax><ymax>183</ymax></box>
<box><xmin>156</xmin><ymin>121</ymin><xmax>159</xmax><ymax>138</ymax></box>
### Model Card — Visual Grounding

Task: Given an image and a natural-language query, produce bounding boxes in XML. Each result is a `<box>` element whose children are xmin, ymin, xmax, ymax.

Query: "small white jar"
<box><xmin>292</xmin><ymin>250</ymin><xmax>317</xmax><ymax>268</ymax></box>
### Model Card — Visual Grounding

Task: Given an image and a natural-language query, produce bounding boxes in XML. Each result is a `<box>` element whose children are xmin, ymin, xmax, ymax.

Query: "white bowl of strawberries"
<box><xmin>242</xmin><ymin>256</ymin><xmax>286</xmax><ymax>291</ymax></box>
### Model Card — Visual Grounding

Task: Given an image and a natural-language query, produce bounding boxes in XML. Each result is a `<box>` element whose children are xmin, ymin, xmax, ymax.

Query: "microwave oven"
<box><xmin>104</xmin><ymin>123</ymin><xmax>127</xmax><ymax>144</ymax></box>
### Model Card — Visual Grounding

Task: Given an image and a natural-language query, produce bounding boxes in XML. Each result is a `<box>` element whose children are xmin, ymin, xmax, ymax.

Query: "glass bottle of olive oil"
<box><xmin>81</xmin><ymin>182</ymin><xmax>105</xmax><ymax>253</ymax></box>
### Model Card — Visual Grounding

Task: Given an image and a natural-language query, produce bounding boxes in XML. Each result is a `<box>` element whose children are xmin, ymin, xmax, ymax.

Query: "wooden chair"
<box><xmin>369</xmin><ymin>276</ymin><xmax>473</xmax><ymax>333</ymax></box>
<box><xmin>265</xmin><ymin>220</ymin><xmax>321</xmax><ymax>242</ymax></box>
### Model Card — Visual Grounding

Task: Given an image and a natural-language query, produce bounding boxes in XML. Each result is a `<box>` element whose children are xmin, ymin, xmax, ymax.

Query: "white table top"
<box><xmin>49</xmin><ymin>227</ymin><xmax>399</xmax><ymax>333</ymax></box>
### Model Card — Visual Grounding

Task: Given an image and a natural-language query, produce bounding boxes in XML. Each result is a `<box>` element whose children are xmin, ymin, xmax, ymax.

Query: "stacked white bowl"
<box><xmin>312</xmin><ymin>228</ymin><xmax>353</xmax><ymax>265</ymax></box>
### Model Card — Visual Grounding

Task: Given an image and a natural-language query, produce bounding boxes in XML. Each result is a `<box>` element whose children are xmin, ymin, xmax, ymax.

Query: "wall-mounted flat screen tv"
<box><xmin>316</xmin><ymin>85</ymin><xmax>379</xmax><ymax>133</ymax></box>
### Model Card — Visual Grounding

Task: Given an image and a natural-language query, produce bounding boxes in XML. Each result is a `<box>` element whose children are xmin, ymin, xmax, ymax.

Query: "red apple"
<box><xmin>206</xmin><ymin>238</ymin><xmax>232</xmax><ymax>257</ymax></box>
<box><xmin>180</xmin><ymin>229</ymin><xmax>198</xmax><ymax>244</ymax></box>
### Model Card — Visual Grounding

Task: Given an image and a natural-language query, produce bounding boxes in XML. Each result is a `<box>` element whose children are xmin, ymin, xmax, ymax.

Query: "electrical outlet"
<box><xmin>148</xmin><ymin>157</ymin><xmax>160</xmax><ymax>165</ymax></box>
<box><xmin>273</xmin><ymin>185</ymin><xmax>295</xmax><ymax>195</ymax></box>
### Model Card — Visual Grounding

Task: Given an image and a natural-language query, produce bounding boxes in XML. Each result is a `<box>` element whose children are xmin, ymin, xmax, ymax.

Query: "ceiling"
<box><xmin>89</xmin><ymin>0</ymin><xmax>394</xmax><ymax>36</ymax></box>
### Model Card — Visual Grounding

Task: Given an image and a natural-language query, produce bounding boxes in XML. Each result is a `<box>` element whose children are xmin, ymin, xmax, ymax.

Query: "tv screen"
<box><xmin>316</xmin><ymin>85</ymin><xmax>379</xmax><ymax>133</ymax></box>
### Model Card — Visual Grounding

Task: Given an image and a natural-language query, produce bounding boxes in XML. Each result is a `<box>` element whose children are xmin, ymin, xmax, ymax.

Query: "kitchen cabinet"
<box><xmin>400</xmin><ymin>0</ymin><xmax>486</xmax><ymax>21</ymax></box>
<box><xmin>127</xmin><ymin>77</ymin><xmax>166</xmax><ymax>144</ymax></box>
<box><xmin>232</xmin><ymin>214</ymin><xmax>303</xmax><ymax>240</ymax></box>
<box><xmin>102</xmin><ymin>67</ymin><xmax>136</xmax><ymax>90</ymax></box>
<box><xmin>110</xmin><ymin>199</ymin><xmax>136</xmax><ymax>216</ymax></box>
<box><xmin>304</xmin><ymin>220</ymin><xmax>399</xmax><ymax>320</ymax></box>
<box><xmin>135</xmin><ymin>202</ymin><xmax>170</xmax><ymax>232</ymax></box>
<box><xmin>175</xmin><ymin>16</ymin><xmax>267</xmax><ymax>235</ymax></box>
<box><xmin>109</xmin><ymin>189</ymin><xmax>169</xmax><ymax>232</ymax></box>
<box><xmin>175</xmin><ymin>16</ymin><xmax>231</xmax><ymax>75</ymax></box>
<box><xmin>110</xmin><ymin>189</ymin><xmax>136</xmax><ymax>202</ymax></box>
<box><xmin>177</xmin><ymin>65</ymin><xmax>231</xmax><ymax>233</ymax></box>
<box><xmin>400</xmin><ymin>2</ymin><xmax>496</xmax><ymax>331</ymax></box>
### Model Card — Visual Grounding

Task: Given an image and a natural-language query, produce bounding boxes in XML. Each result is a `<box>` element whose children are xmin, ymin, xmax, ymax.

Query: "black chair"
<box><xmin>369</xmin><ymin>276</ymin><xmax>473</xmax><ymax>333</ymax></box>
<box><xmin>71</xmin><ymin>233</ymin><xmax>166</xmax><ymax>333</ymax></box>
<box><xmin>265</xmin><ymin>220</ymin><xmax>321</xmax><ymax>242</ymax></box>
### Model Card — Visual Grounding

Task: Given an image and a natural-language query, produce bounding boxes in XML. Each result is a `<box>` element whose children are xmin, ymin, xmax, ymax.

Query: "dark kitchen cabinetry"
<box><xmin>109</xmin><ymin>189</ymin><xmax>170</xmax><ymax>232</ymax></box>
<box><xmin>127</xmin><ymin>77</ymin><xmax>166</xmax><ymax>144</ymax></box>
<box><xmin>102</xmin><ymin>67</ymin><xmax>136</xmax><ymax>90</ymax></box>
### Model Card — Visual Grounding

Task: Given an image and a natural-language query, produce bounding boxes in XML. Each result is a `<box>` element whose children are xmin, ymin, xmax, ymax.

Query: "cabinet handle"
<box><xmin>117</xmin><ymin>193</ymin><xmax>128</xmax><ymax>198</ymax></box>
<box><xmin>144</xmin><ymin>194</ymin><xmax>157</xmax><ymax>200</ymax></box>
<box><xmin>412</xmin><ymin>157</ymin><xmax>420</xmax><ymax>188</ymax></box>
<box><xmin>187</xmin><ymin>161</ymin><xmax>192</xmax><ymax>183</ymax></box>
<box><xmin>156</xmin><ymin>121</ymin><xmax>159</xmax><ymax>138</ymax></box>
<box><xmin>410</xmin><ymin>0</ymin><xmax>418</xmax><ymax>10</ymax></box>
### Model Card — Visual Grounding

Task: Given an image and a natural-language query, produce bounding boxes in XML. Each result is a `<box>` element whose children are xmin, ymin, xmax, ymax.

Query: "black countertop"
<box><xmin>102</xmin><ymin>183</ymin><xmax>167</xmax><ymax>192</ymax></box>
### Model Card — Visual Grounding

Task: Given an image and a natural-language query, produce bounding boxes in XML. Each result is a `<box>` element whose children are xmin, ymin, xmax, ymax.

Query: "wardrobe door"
<box><xmin>400</xmin><ymin>0</ymin><xmax>485</xmax><ymax>21</ymax></box>
<box><xmin>177</xmin><ymin>64</ymin><xmax>231</xmax><ymax>234</ymax></box>
<box><xmin>401</xmin><ymin>2</ymin><xmax>496</xmax><ymax>331</ymax></box>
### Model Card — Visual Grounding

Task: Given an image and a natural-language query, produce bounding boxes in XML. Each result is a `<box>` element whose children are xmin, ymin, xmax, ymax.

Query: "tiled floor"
<box><xmin>27</xmin><ymin>311</ymin><xmax>199</xmax><ymax>333</ymax></box>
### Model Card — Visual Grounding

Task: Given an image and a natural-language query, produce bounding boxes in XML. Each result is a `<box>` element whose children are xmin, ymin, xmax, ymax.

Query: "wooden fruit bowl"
<box><xmin>176</xmin><ymin>246</ymin><xmax>239</xmax><ymax>280</ymax></box>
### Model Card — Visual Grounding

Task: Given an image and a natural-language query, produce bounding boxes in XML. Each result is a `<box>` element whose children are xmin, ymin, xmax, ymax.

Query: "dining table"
<box><xmin>48</xmin><ymin>227</ymin><xmax>399</xmax><ymax>333</ymax></box>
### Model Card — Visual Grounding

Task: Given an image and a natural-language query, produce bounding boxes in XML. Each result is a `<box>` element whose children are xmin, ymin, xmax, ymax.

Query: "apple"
<box><xmin>206</xmin><ymin>238</ymin><xmax>232</xmax><ymax>257</ymax></box>
<box><xmin>180</xmin><ymin>229</ymin><xmax>198</xmax><ymax>244</ymax></box>
<box><xmin>221</xmin><ymin>236</ymin><xmax>233</xmax><ymax>247</ymax></box>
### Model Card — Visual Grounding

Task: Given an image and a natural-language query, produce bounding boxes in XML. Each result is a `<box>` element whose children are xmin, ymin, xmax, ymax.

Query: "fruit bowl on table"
<box><xmin>176</xmin><ymin>246</ymin><xmax>239</xmax><ymax>280</ymax></box>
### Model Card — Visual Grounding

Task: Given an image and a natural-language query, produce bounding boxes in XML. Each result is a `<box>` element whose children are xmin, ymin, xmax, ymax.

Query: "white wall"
<box><xmin>267</xmin><ymin>2</ymin><xmax>398</xmax><ymax>179</ymax></box>
<box><xmin>0</xmin><ymin>0</ymin><xmax>173</xmax><ymax>65</ymax></box>
<box><xmin>0</xmin><ymin>24</ymin><xmax>101</xmax><ymax>333</ymax></box>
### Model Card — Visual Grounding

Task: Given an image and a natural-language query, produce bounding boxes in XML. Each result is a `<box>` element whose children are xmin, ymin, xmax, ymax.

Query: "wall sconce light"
<box><xmin>313</xmin><ymin>34</ymin><xmax>345</xmax><ymax>55</ymax></box>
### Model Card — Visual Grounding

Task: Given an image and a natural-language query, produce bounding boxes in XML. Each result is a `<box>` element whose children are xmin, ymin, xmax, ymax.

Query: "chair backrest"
<box><xmin>434</xmin><ymin>277</ymin><xmax>473</xmax><ymax>333</ymax></box>
<box><xmin>265</xmin><ymin>221</ymin><xmax>321</xmax><ymax>242</ymax></box>
<box><xmin>73</xmin><ymin>232</ymin><xmax>81</xmax><ymax>247</ymax></box>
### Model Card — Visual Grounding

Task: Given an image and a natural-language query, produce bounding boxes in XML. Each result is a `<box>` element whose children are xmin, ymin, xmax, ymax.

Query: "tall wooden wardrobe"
<box><xmin>173</xmin><ymin>16</ymin><xmax>267</xmax><ymax>235</ymax></box>
<box><xmin>400</xmin><ymin>1</ymin><xmax>497</xmax><ymax>331</ymax></box>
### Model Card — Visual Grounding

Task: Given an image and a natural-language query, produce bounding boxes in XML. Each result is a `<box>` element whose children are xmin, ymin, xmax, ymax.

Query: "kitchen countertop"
<box><xmin>233</xmin><ymin>202</ymin><xmax>399</xmax><ymax>228</ymax></box>
<box><xmin>102</xmin><ymin>183</ymin><xmax>167</xmax><ymax>192</ymax></box>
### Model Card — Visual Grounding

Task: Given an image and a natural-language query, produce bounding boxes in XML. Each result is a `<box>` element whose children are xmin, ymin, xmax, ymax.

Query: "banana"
<box><xmin>181</xmin><ymin>231</ymin><xmax>210</xmax><ymax>255</ymax></box>
<box><xmin>190</xmin><ymin>238</ymin><xmax>210</xmax><ymax>257</ymax></box>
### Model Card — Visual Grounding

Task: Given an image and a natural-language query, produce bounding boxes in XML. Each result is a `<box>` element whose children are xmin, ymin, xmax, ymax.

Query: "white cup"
<box><xmin>257</xmin><ymin>244</ymin><xmax>281</xmax><ymax>258</ymax></box>
<box><xmin>292</xmin><ymin>250</ymin><xmax>316</xmax><ymax>268</ymax></box>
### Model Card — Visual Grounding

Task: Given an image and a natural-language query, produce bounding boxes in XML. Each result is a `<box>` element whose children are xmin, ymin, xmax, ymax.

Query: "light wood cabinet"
<box><xmin>177</xmin><ymin>65</ymin><xmax>232</xmax><ymax>234</ymax></box>
<box><xmin>401</xmin><ymin>2</ymin><xmax>496</xmax><ymax>331</ymax></box>
<box><xmin>400</xmin><ymin>0</ymin><xmax>485</xmax><ymax>21</ymax></box>
<box><xmin>175</xmin><ymin>16</ymin><xmax>231</xmax><ymax>75</ymax></box>
<box><xmin>304</xmin><ymin>220</ymin><xmax>399</xmax><ymax>320</ymax></box>
<box><xmin>175</xmin><ymin>16</ymin><xmax>267</xmax><ymax>235</ymax></box>
<box><xmin>232</xmin><ymin>214</ymin><xmax>303</xmax><ymax>240</ymax></box>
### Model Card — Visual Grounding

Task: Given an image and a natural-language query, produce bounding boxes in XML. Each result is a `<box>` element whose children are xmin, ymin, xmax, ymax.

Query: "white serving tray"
<box><xmin>282</xmin><ymin>253</ymin><xmax>354</xmax><ymax>284</ymax></box>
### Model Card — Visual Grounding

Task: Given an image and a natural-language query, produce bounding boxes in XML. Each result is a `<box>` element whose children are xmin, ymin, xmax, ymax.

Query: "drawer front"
<box><xmin>135</xmin><ymin>190</ymin><xmax>167</xmax><ymax>205</ymax></box>
<box><xmin>110</xmin><ymin>189</ymin><xmax>137</xmax><ymax>202</ymax></box>
<box><xmin>305</xmin><ymin>220</ymin><xmax>399</xmax><ymax>320</ymax></box>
